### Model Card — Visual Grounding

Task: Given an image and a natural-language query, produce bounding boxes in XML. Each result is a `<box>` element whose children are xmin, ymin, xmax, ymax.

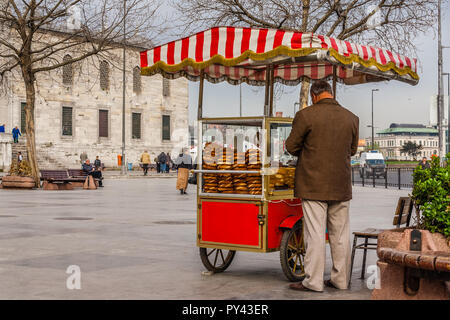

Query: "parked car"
<box><xmin>359</xmin><ymin>151</ymin><xmax>387</xmax><ymax>179</ymax></box>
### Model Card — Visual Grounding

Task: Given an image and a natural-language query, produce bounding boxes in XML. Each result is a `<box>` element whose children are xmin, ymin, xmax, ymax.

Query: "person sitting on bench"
<box><xmin>82</xmin><ymin>159</ymin><xmax>103</xmax><ymax>187</ymax></box>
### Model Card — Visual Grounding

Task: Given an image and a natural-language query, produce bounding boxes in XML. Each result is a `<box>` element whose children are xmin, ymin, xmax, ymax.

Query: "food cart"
<box><xmin>140</xmin><ymin>27</ymin><xmax>419</xmax><ymax>281</ymax></box>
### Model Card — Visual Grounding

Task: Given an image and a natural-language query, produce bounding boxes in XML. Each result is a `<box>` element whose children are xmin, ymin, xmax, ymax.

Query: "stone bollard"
<box><xmin>83</xmin><ymin>175</ymin><xmax>97</xmax><ymax>190</ymax></box>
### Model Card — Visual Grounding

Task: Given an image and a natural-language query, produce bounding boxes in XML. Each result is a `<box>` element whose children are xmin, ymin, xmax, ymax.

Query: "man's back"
<box><xmin>158</xmin><ymin>153</ymin><xmax>167</xmax><ymax>163</ymax></box>
<box><xmin>286</xmin><ymin>98</ymin><xmax>359</xmax><ymax>201</ymax></box>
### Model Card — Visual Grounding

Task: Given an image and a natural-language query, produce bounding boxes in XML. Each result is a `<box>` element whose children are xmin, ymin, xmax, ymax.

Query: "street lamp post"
<box><xmin>437</xmin><ymin>0</ymin><xmax>449</xmax><ymax>159</ymax></box>
<box><xmin>371</xmin><ymin>89</ymin><xmax>379</xmax><ymax>150</ymax></box>
<box><xmin>444</xmin><ymin>72</ymin><xmax>450</xmax><ymax>154</ymax></box>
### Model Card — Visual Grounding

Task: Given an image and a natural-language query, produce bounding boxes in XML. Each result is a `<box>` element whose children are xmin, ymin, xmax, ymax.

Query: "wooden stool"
<box><xmin>348</xmin><ymin>197</ymin><xmax>414</xmax><ymax>287</ymax></box>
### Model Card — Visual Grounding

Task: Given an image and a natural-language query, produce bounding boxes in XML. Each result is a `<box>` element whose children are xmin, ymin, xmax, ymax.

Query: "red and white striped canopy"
<box><xmin>140</xmin><ymin>27</ymin><xmax>419</xmax><ymax>86</ymax></box>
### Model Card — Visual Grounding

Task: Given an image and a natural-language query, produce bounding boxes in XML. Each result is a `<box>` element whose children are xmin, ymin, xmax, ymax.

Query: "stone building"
<box><xmin>366</xmin><ymin>123</ymin><xmax>439</xmax><ymax>160</ymax></box>
<box><xmin>0</xmin><ymin>35</ymin><xmax>189</xmax><ymax>170</ymax></box>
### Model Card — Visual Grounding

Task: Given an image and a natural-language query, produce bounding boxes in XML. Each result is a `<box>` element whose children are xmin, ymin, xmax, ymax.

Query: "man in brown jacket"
<box><xmin>286</xmin><ymin>80</ymin><xmax>359</xmax><ymax>292</ymax></box>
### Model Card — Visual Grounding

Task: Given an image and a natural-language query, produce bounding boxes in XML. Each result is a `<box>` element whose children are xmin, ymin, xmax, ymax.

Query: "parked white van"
<box><xmin>359</xmin><ymin>151</ymin><xmax>387</xmax><ymax>179</ymax></box>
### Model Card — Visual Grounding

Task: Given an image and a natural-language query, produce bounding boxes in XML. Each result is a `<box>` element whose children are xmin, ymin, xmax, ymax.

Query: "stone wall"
<box><xmin>0</xmin><ymin>44</ymin><xmax>189</xmax><ymax>169</ymax></box>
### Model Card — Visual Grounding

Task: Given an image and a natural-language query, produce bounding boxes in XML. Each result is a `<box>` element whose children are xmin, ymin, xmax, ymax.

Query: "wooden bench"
<box><xmin>68</xmin><ymin>169</ymin><xmax>87</xmax><ymax>178</ymax></box>
<box><xmin>348</xmin><ymin>197</ymin><xmax>415</xmax><ymax>286</ymax></box>
<box><xmin>40</xmin><ymin>170</ymin><xmax>75</xmax><ymax>190</ymax></box>
<box><xmin>41</xmin><ymin>169</ymin><xmax>98</xmax><ymax>190</ymax></box>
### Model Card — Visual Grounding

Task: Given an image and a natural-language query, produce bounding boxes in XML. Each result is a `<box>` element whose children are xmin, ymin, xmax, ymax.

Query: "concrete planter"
<box><xmin>1</xmin><ymin>175</ymin><xmax>35</xmax><ymax>189</ymax></box>
<box><xmin>372</xmin><ymin>228</ymin><xmax>450</xmax><ymax>300</ymax></box>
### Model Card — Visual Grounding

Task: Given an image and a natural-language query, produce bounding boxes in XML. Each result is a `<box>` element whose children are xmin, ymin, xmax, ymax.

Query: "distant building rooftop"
<box><xmin>377</xmin><ymin>126</ymin><xmax>438</xmax><ymax>136</ymax></box>
<box><xmin>389</xmin><ymin>123</ymin><xmax>427</xmax><ymax>129</ymax></box>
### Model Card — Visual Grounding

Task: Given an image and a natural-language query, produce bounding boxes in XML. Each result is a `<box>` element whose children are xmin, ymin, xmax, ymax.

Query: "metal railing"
<box><xmin>351</xmin><ymin>167</ymin><xmax>415</xmax><ymax>189</ymax></box>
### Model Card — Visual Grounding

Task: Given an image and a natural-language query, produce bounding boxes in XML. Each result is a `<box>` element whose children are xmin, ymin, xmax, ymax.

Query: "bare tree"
<box><xmin>173</xmin><ymin>0</ymin><xmax>441</xmax><ymax>107</ymax></box>
<box><xmin>0</xmin><ymin>0</ymin><xmax>164</xmax><ymax>186</ymax></box>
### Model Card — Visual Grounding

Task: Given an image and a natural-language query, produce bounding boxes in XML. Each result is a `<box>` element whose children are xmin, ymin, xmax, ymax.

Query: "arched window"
<box><xmin>62</xmin><ymin>54</ymin><xmax>73</xmax><ymax>86</ymax></box>
<box><xmin>133</xmin><ymin>66</ymin><xmax>141</xmax><ymax>94</ymax></box>
<box><xmin>100</xmin><ymin>60</ymin><xmax>110</xmax><ymax>91</ymax></box>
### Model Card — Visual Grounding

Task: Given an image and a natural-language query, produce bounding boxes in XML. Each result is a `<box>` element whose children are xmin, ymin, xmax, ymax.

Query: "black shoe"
<box><xmin>180</xmin><ymin>190</ymin><xmax>183</xmax><ymax>195</ymax></box>
<box><xmin>289</xmin><ymin>282</ymin><xmax>315</xmax><ymax>292</ymax></box>
<box><xmin>183</xmin><ymin>191</ymin><xmax>188</xmax><ymax>195</ymax></box>
<box><xmin>324</xmin><ymin>280</ymin><xmax>339</xmax><ymax>289</ymax></box>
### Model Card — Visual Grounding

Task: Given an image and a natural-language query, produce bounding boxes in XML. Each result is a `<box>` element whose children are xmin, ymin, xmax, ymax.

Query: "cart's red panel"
<box><xmin>200</xmin><ymin>201</ymin><xmax>261</xmax><ymax>247</ymax></box>
<box><xmin>267</xmin><ymin>199</ymin><xmax>303</xmax><ymax>250</ymax></box>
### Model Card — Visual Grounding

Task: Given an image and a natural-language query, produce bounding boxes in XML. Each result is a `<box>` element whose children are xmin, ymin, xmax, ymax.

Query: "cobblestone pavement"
<box><xmin>0</xmin><ymin>179</ymin><xmax>410</xmax><ymax>299</ymax></box>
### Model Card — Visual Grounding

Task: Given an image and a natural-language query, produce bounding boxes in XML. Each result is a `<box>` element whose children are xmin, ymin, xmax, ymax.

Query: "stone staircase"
<box><xmin>11</xmin><ymin>139</ymin><xmax>28</xmax><ymax>163</ymax></box>
<box><xmin>37</xmin><ymin>149</ymin><xmax>66</xmax><ymax>170</ymax></box>
<box><xmin>11</xmin><ymin>137</ymin><xmax>65</xmax><ymax>170</ymax></box>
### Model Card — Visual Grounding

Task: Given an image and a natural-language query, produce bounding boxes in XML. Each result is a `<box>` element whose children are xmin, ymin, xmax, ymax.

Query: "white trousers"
<box><xmin>301</xmin><ymin>200</ymin><xmax>351</xmax><ymax>291</ymax></box>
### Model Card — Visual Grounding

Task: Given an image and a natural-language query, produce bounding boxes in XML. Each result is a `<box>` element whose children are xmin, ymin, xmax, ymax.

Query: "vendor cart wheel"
<box><xmin>199</xmin><ymin>248</ymin><xmax>236</xmax><ymax>273</ymax></box>
<box><xmin>280</xmin><ymin>221</ymin><xmax>306</xmax><ymax>282</ymax></box>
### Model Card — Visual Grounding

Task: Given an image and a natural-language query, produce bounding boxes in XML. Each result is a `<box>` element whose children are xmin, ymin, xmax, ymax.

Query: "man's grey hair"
<box><xmin>310</xmin><ymin>80</ymin><xmax>333</xmax><ymax>97</ymax></box>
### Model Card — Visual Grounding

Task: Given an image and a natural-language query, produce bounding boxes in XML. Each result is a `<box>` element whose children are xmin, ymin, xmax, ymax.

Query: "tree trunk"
<box><xmin>299</xmin><ymin>0</ymin><xmax>311</xmax><ymax>109</ymax></box>
<box><xmin>22</xmin><ymin>69</ymin><xmax>40</xmax><ymax>187</ymax></box>
<box><xmin>299</xmin><ymin>78</ymin><xmax>311</xmax><ymax>109</ymax></box>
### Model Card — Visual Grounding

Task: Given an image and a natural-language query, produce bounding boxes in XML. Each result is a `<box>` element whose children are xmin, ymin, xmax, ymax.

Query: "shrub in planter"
<box><xmin>411</xmin><ymin>153</ymin><xmax>450</xmax><ymax>240</ymax></box>
<box><xmin>2</xmin><ymin>160</ymin><xmax>34</xmax><ymax>189</ymax></box>
<box><xmin>372</xmin><ymin>155</ymin><xmax>449</xmax><ymax>300</ymax></box>
<box><xmin>9</xmin><ymin>160</ymin><xmax>33</xmax><ymax>177</ymax></box>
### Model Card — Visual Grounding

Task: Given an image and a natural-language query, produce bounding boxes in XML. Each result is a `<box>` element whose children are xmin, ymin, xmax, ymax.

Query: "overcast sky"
<box><xmin>163</xmin><ymin>3</ymin><xmax>450</xmax><ymax>140</ymax></box>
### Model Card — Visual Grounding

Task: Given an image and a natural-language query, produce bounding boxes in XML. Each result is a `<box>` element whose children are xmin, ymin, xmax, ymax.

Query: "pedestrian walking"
<box><xmin>285</xmin><ymin>80</ymin><xmax>359</xmax><ymax>292</ymax></box>
<box><xmin>12</xmin><ymin>126</ymin><xmax>21</xmax><ymax>143</ymax></box>
<box><xmin>174</xmin><ymin>148</ymin><xmax>193</xmax><ymax>195</ymax></box>
<box><xmin>158</xmin><ymin>152</ymin><xmax>168</xmax><ymax>173</ymax></box>
<box><xmin>140</xmin><ymin>150</ymin><xmax>151</xmax><ymax>176</ymax></box>
<box><xmin>166</xmin><ymin>152</ymin><xmax>172</xmax><ymax>173</ymax></box>
<box><xmin>94</xmin><ymin>156</ymin><xmax>103</xmax><ymax>170</ymax></box>
<box><xmin>80</xmin><ymin>152</ymin><xmax>88</xmax><ymax>164</ymax></box>
<box><xmin>17</xmin><ymin>151</ymin><xmax>23</xmax><ymax>163</ymax></box>
<box><xmin>154</xmin><ymin>156</ymin><xmax>160</xmax><ymax>173</ymax></box>
<box><xmin>418</xmin><ymin>157</ymin><xmax>430</xmax><ymax>169</ymax></box>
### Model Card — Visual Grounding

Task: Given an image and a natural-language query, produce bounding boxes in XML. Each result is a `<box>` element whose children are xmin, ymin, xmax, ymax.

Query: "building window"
<box><xmin>133</xmin><ymin>66</ymin><xmax>141</xmax><ymax>94</ymax></box>
<box><xmin>100</xmin><ymin>60</ymin><xmax>110</xmax><ymax>91</ymax></box>
<box><xmin>99</xmin><ymin>109</ymin><xmax>109</xmax><ymax>138</ymax></box>
<box><xmin>162</xmin><ymin>78</ymin><xmax>170</xmax><ymax>97</ymax></box>
<box><xmin>62</xmin><ymin>106</ymin><xmax>73</xmax><ymax>136</ymax></box>
<box><xmin>20</xmin><ymin>102</ymin><xmax>27</xmax><ymax>134</ymax></box>
<box><xmin>162</xmin><ymin>115</ymin><xmax>170</xmax><ymax>141</ymax></box>
<box><xmin>132</xmin><ymin>112</ymin><xmax>141</xmax><ymax>139</ymax></box>
<box><xmin>62</xmin><ymin>55</ymin><xmax>73</xmax><ymax>86</ymax></box>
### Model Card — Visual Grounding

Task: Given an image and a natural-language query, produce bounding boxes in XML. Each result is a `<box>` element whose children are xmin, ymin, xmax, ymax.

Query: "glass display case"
<box><xmin>197</xmin><ymin>117</ymin><xmax>297</xmax><ymax>200</ymax></box>
<box><xmin>267</xmin><ymin>121</ymin><xmax>297</xmax><ymax>197</ymax></box>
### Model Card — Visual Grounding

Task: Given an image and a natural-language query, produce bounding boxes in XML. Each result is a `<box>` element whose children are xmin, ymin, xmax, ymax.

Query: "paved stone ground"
<box><xmin>0</xmin><ymin>179</ymin><xmax>411</xmax><ymax>300</ymax></box>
